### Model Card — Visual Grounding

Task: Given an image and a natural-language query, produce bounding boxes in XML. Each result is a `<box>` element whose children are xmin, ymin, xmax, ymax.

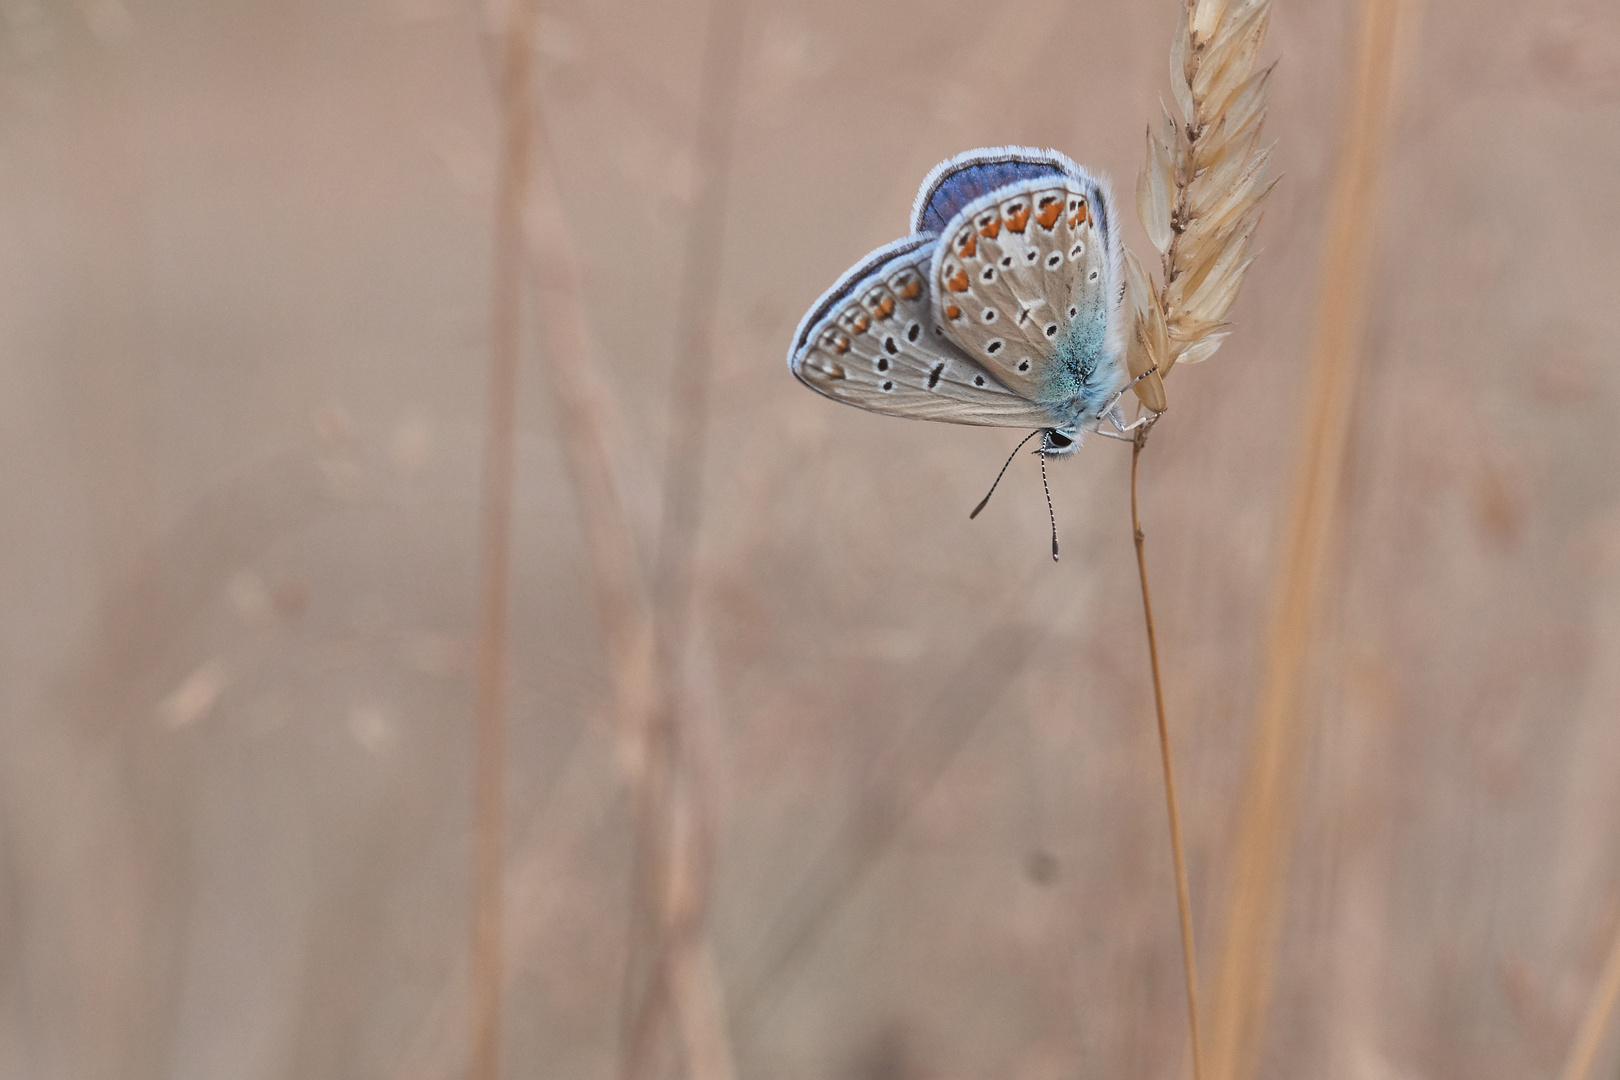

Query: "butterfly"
<box><xmin>787</xmin><ymin>147</ymin><xmax>1151</xmax><ymax>557</ymax></box>
<box><xmin>788</xmin><ymin>146</ymin><xmax>1148</xmax><ymax>461</ymax></box>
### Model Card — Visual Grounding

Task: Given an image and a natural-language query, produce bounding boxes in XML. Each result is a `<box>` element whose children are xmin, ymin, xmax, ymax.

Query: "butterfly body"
<box><xmin>789</xmin><ymin>147</ymin><xmax>1125</xmax><ymax>456</ymax></box>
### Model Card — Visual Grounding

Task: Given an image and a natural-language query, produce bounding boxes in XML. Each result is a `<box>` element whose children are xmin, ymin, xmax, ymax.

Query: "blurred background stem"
<box><xmin>1206</xmin><ymin>0</ymin><xmax>1409</xmax><ymax>1076</ymax></box>
<box><xmin>471</xmin><ymin>0</ymin><xmax>538</xmax><ymax>1075</ymax></box>
<box><xmin>618</xmin><ymin>0</ymin><xmax>747</xmax><ymax>1077</ymax></box>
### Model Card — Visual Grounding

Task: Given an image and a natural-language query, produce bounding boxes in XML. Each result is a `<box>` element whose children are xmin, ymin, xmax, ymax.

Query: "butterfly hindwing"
<box><xmin>930</xmin><ymin>165</ymin><xmax>1122</xmax><ymax>418</ymax></box>
<box><xmin>789</xmin><ymin>236</ymin><xmax>1057</xmax><ymax>428</ymax></box>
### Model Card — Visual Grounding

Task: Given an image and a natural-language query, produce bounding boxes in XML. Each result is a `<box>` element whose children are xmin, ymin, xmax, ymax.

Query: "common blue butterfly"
<box><xmin>788</xmin><ymin>147</ymin><xmax>1139</xmax><ymax>462</ymax></box>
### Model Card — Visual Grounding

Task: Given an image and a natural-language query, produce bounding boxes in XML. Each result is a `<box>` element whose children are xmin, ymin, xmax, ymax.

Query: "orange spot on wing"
<box><xmin>833</xmin><ymin>334</ymin><xmax>850</xmax><ymax>354</ymax></box>
<box><xmin>977</xmin><ymin>215</ymin><xmax>1001</xmax><ymax>239</ymax></box>
<box><xmin>1004</xmin><ymin>203</ymin><xmax>1030</xmax><ymax>232</ymax></box>
<box><xmin>895</xmin><ymin>274</ymin><xmax>922</xmax><ymax>300</ymax></box>
<box><xmin>1069</xmin><ymin>197</ymin><xmax>1091</xmax><ymax>228</ymax></box>
<box><xmin>944</xmin><ymin>303</ymin><xmax>961</xmax><ymax>320</ymax></box>
<box><xmin>956</xmin><ymin>232</ymin><xmax>977</xmax><ymax>258</ymax></box>
<box><xmin>867</xmin><ymin>290</ymin><xmax>896</xmax><ymax>318</ymax></box>
<box><xmin>945</xmin><ymin>269</ymin><xmax>969</xmax><ymax>292</ymax></box>
<box><xmin>1035</xmin><ymin>197</ymin><xmax>1062</xmax><ymax>230</ymax></box>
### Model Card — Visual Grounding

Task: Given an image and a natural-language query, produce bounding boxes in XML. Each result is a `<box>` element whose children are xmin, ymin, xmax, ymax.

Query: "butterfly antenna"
<box><xmin>1040</xmin><ymin>449</ymin><xmax>1059</xmax><ymax>561</ymax></box>
<box><xmin>970</xmin><ymin>429</ymin><xmax>1044</xmax><ymax>520</ymax></box>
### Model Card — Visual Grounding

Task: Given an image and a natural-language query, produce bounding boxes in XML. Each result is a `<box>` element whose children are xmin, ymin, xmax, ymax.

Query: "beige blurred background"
<box><xmin>3</xmin><ymin>0</ymin><xmax>1620</xmax><ymax>1077</ymax></box>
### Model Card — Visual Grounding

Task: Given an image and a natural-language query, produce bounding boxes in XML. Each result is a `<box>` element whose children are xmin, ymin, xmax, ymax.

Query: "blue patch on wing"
<box><xmin>913</xmin><ymin>156</ymin><xmax>1070</xmax><ymax>234</ymax></box>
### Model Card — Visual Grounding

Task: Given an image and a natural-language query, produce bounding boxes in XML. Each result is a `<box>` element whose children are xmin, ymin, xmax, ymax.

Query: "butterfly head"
<box><xmin>1040</xmin><ymin>428</ymin><xmax>1080</xmax><ymax>456</ymax></box>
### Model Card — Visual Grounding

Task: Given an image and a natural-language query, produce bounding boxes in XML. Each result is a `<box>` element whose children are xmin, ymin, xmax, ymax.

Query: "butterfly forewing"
<box><xmin>789</xmin><ymin>236</ymin><xmax>1056</xmax><ymax>428</ymax></box>
<box><xmin>931</xmin><ymin>178</ymin><xmax>1114</xmax><ymax>406</ymax></box>
<box><xmin>910</xmin><ymin>146</ymin><xmax>1075</xmax><ymax>235</ymax></box>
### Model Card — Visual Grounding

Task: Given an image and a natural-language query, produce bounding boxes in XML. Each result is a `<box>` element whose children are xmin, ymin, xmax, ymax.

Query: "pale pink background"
<box><xmin>2</xmin><ymin>0</ymin><xmax>1618</xmax><ymax>1077</ymax></box>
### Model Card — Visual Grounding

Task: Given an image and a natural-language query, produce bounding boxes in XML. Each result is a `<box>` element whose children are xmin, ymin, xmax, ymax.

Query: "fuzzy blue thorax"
<box><xmin>1040</xmin><ymin>291</ymin><xmax>1118</xmax><ymax>424</ymax></box>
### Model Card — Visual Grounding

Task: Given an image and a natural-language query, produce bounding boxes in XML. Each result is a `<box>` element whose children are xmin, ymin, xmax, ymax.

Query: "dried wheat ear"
<box><xmin>1128</xmin><ymin>0</ymin><xmax>1277</xmax><ymax>413</ymax></box>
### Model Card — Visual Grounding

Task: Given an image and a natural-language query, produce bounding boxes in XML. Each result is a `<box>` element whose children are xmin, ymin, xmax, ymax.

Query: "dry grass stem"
<box><xmin>524</xmin><ymin>115</ymin><xmax>659</xmax><ymax>750</ymax></box>
<box><xmin>471</xmin><ymin>0</ymin><xmax>539</xmax><ymax>1074</ymax></box>
<box><xmin>389</xmin><ymin>23</ymin><xmax>665</xmax><ymax>1080</ymax></box>
<box><xmin>1120</xmin><ymin>0</ymin><xmax>1281</xmax><ymax>1073</ymax></box>
<box><xmin>1205</xmin><ymin>0</ymin><xmax>1408</xmax><ymax>1078</ymax></box>
<box><xmin>1129</xmin><ymin>0</ymin><xmax>1278</xmax><ymax>415</ymax></box>
<box><xmin>1558</xmin><ymin>915</ymin><xmax>1620</xmax><ymax>1080</ymax></box>
<box><xmin>1131</xmin><ymin>431</ymin><xmax>1205</xmax><ymax>1080</ymax></box>
<box><xmin>619</xmin><ymin>0</ymin><xmax>746</xmax><ymax>1076</ymax></box>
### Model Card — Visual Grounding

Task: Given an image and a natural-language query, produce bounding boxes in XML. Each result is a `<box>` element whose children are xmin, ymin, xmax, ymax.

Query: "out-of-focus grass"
<box><xmin>2</xmin><ymin>2</ymin><xmax>1619</xmax><ymax>1080</ymax></box>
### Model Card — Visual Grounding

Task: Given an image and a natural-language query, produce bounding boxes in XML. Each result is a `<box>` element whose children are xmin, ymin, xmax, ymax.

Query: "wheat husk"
<box><xmin>1128</xmin><ymin>0</ymin><xmax>1277</xmax><ymax>407</ymax></box>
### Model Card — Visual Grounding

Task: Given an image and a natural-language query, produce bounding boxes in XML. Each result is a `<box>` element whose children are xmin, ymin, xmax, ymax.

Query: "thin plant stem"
<box><xmin>1559</xmin><ymin>915</ymin><xmax>1620</xmax><ymax>1080</ymax></box>
<box><xmin>470</xmin><ymin>0</ymin><xmax>538</xmax><ymax>1076</ymax></box>
<box><xmin>1131</xmin><ymin>427</ymin><xmax>1204</xmax><ymax>1080</ymax></box>
<box><xmin>618</xmin><ymin>0</ymin><xmax>746</xmax><ymax>1076</ymax></box>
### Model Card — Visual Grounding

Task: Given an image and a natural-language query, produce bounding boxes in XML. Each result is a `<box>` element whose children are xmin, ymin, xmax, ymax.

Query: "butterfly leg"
<box><xmin>1092</xmin><ymin>424</ymin><xmax>1136</xmax><ymax>442</ymax></box>
<box><xmin>1097</xmin><ymin>368</ymin><xmax>1161</xmax><ymax>421</ymax></box>
<box><xmin>1107</xmin><ymin>407</ymin><xmax>1155</xmax><ymax>434</ymax></box>
<box><xmin>1090</xmin><ymin>403</ymin><xmax>1160</xmax><ymax>441</ymax></box>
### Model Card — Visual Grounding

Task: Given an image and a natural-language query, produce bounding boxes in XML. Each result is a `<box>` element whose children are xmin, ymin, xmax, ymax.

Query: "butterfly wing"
<box><xmin>928</xmin><ymin>158</ymin><xmax>1124</xmax><ymax>419</ymax></box>
<box><xmin>910</xmin><ymin>145</ymin><xmax>1076</xmax><ymax>235</ymax></box>
<box><xmin>789</xmin><ymin>235</ymin><xmax>1058</xmax><ymax>428</ymax></box>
